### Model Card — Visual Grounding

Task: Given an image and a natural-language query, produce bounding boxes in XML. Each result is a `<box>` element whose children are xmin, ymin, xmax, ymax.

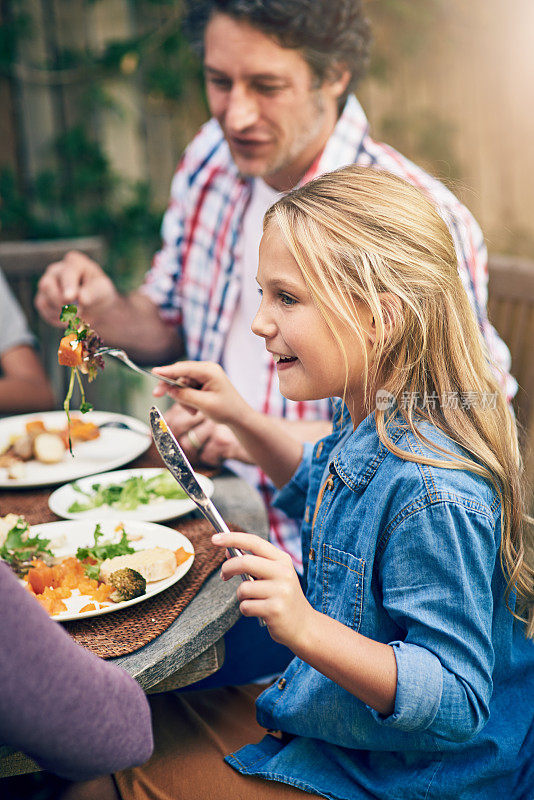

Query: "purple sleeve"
<box><xmin>0</xmin><ymin>561</ymin><xmax>153</xmax><ymax>780</ymax></box>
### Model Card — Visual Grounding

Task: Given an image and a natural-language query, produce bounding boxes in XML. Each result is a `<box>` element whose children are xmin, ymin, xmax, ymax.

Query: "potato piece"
<box><xmin>33</xmin><ymin>433</ymin><xmax>66</xmax><ymax>464</ymax></box>
<box><xmin>12</xmin><ymin>435</ymin><xmax>34</xmax><ymax>461</ymax></box>
<box><xmin>7</xmin><ymin>461</ymin><xmax>26</xmax><ymax>480</ymax></box>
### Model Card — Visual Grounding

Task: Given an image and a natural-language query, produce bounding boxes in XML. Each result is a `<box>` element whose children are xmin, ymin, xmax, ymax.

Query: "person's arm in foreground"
<box><xmin>0</xmin><ymin>345</ymin><xmax>55</xmax><ymax>413</ymax></box>
<box><xmin>0</xmin><ymin>562</ymin><xmax>153</xmax><ymax>780</ymax></box>
<box><xmin>35</xmin><ymin>251</ymin><xmax>183</xmax><ymax>364</ymax></box>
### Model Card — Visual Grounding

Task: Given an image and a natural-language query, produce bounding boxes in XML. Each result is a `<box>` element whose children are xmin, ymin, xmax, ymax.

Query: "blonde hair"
<box><xmin>264</xmin><ymin>165</ymin><xmax>534</xmax><ymax>634</ymax></box>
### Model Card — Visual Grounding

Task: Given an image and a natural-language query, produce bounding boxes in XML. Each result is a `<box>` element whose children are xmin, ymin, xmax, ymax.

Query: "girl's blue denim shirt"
<box><xmin>226</xmin><ymin>406</ymin><xmax>534</xmax><ymax>799</ymax></box>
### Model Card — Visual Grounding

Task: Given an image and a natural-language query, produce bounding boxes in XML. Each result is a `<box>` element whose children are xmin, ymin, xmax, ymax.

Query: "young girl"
<box><xmin>88</xmin><ymin>166</ymin><xmax>534</xmax><ymax>800</ymax></box>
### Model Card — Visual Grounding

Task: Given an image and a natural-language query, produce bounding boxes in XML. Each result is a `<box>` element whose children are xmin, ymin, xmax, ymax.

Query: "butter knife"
<box><xmin>149</xmin><ymin>405</ymin><xmax>256</xmax><ymax>585</ymax></box>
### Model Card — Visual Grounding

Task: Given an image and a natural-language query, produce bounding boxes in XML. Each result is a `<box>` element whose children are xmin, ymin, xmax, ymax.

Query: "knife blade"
<box><xmin>149</xmin><ymin>405</ymin><xmax>255</xmax><ymax>583</ymax></box>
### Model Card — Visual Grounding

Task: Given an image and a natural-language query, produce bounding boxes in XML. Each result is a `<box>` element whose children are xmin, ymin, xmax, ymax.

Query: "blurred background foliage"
<box><xmin>0</xmin><ymin>0</ymin><xmax>203</xmax><ymax>291</ymax></box>
<box><xmin>1</xmin><ymin>0</ymin><xmax>532</xmax><ymax>291</ymax></box>
<box><xmin>0</xmin><ymin>0</ymin><xmax>532</xmax><ymax>416</ymax></box>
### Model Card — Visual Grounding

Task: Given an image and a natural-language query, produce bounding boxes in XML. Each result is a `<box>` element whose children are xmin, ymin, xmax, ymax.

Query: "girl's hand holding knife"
<box><xmin>212</xmin><ymin>530</ymin><xmax>313</xmax><ymax>650</ymax></box>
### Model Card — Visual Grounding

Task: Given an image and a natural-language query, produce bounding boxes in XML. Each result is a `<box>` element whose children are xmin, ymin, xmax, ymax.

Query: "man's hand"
<box><xmin>35</xmin><ymin>250</ymin><xmax>118</xmax><ymax>327</ymax></box>
<box><xmin>36</xmin><ymin>251</ymin><xmax>184</xmax><ymax>363</ymax></box>
<box><xmin>163</xmin><ymin>403</ymin><xmax>253</xmax><ymax>467</ymax></box>
<box><xmin>212</xmin><ymin>531</ymin><xmax>314</xmax><ymax>649</ymax></box>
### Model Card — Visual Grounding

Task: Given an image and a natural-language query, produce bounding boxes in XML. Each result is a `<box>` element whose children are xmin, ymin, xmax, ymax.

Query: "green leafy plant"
<box><xmin>0</xmin><ymin>0</ymin><xmax>202</xmax><ymax>294</ymax></box>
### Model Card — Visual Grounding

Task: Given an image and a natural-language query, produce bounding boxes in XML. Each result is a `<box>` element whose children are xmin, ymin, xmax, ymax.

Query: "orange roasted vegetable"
<box><xmin>58</xmin><ymin>332</ymin><xmax>84</xmax><ymax>368</ymax></box>
<box><xmin>25</xmin><ymin>420</ymin><xmax>46</xmax><ymax>436</ymax></box>
<box><xmin>27</xmin><ymin>564</ymin><xmax>56</xmax><ymax>594</ymax></box>
<box><xmin>79</xmin><ymin>603</ymin><xmax>96</xmax><ymax>613</ymax></box>
<box><xmin>175</xmin><ymin>547</ymin><xmax>191</xmax><ymax>566</ymax></box>
<box><xmin>67</xmin><ymin>418</ymin><xmax>100</xmax><ymax>442</ymax></box>
<box><xmin>24</xmin><ymin>554</ymin><xmax>111</xmax><ymax>615</ymax></box>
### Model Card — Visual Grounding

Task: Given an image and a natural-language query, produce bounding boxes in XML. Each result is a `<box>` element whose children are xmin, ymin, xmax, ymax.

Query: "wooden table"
<box><xmin>110</xmin><ymin>469</ymin><xmax>269</xmax><ymax>692</ymax></box>
<box><xmin>0</xmin><ymin>460</ymin><xmax>269</xmax><ymax>778</ymax></box>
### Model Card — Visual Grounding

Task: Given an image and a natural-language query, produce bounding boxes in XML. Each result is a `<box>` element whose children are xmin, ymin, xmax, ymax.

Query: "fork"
<box><xmin>94</xmin><ymin>347</ymin><xmax>194</xmax><ymax>389</ymax></box>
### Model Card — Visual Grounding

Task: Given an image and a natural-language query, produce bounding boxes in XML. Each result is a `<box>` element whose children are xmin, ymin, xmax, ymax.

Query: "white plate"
<box><xmin>49</xmin><ymin>468</ymin><xmax>214</xmax><ymax>523</ymax></box>
<box><xmin>0</xmin><ymin>410</ymin><xmax>151</xmax><ymax>488</ymax></box>
<box><xmin>26</xmin><ymin>519</ymin><xmax>194</xmax><ymax>621</ymax></box>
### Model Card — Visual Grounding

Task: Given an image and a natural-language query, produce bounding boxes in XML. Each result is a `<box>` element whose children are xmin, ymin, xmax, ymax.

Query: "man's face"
<box><xmin>204</xmin><ymin>13</ymin><xmax>346</xmax><ymax>191</ymax></box>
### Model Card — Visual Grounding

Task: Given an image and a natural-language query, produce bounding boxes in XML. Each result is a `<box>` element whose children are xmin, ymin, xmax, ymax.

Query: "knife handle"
<box><xmin>202</xmin><ymin>499</ymin><xmax>266</xmax><ymax>626</ymax></box>
<box><xmin>203</xmin><ymin>500</ymin><xmax>253</xmax><ymax>581</ymax></box>
<box><xmin>202</xmin><ymin>500</ymin><xmax>249</xmax><ymax>581</ymax></box>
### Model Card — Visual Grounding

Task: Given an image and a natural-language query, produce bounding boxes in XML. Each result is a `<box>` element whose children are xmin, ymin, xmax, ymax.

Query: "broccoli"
<box><xmin>109</xmin><ymin>568</ymin><xmax>146</xmax><ymax>602</ymax></box>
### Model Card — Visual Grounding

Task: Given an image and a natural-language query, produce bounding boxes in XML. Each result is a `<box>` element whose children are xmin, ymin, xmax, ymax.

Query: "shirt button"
<box><xmin>316</xmin><ymin>442</ymin><xmax>324</xmax><ymax>458</ymax></box>
<box><xmin>308</xmin><ymin>547</ymin><xmax>315</xmax><ymax>562</ymax></box>
<box><xmin>304</xmin><ymin>506</ymin><xmax>310</xmax><ymax>524</ymax></box>
<box><xmin>277</xmin><ymin>677</ymin><xmax>287</xmax><ymax>690</ymax></box>
<box><xmin>326</xmin><ymin>475</ymin><xmax>334</xmax><ymax>490</ymax></box>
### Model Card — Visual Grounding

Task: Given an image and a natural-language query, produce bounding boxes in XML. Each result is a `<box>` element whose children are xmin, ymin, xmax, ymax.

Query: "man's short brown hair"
<box><xmin>185</xmin><ymin>0</ymin><xmax>371</xmax><ymax>108</ymax></box>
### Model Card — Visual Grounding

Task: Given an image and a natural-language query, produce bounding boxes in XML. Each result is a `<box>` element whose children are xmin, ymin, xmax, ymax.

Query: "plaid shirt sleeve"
<box><xmin>139</xmin><ymin>159</ymin><xmax>189</xmax><ymax>328</ymax></box>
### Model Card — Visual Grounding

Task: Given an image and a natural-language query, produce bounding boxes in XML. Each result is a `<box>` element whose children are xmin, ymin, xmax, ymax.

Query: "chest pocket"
<box><xmin>321</xmin><ymin>543</ymin><xmax>365</xmax><ymax>632</ymax></box>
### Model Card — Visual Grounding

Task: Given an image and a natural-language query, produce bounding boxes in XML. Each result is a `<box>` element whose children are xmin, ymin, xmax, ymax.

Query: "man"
<box><xmin>36</xmin><ymin>0</ymin><xmax>512</xmax><ymax>574</ymax></box>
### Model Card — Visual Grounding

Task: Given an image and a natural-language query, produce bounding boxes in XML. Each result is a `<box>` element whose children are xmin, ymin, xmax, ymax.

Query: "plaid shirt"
<box><xmin>142</xmin><ymin>95</ymin><xmax>513</xmax><ymax>569</ymax></box>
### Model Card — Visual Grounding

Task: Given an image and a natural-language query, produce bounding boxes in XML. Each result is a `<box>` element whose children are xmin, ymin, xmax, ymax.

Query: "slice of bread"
<box><xmin>100</xmin><ymin>547</ymin><xmax>177</xmax><ymax>584</ymax></box>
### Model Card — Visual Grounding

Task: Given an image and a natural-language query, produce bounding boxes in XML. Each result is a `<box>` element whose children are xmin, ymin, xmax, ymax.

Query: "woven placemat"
<box><xmin>0</xmin><ymin>442</ymin><xmax>218</xmax><ymax>526</ymax></box>
<box><xmin>0</xmin><ymin>446</ymin><xmax>227</xmax><ymax>657</ymax></box>
<box><xmin>62</xmin><ymin>517</ymin><xmax>228</xmax><ymax>658</ymax></box>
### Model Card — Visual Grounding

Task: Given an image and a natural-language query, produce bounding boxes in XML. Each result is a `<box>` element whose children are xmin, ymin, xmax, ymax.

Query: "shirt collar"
<box><xmin>300</xmin><ymin>94</ymin><xmax>370</xmax><ymax>185</ymax></box>
<box><xmin>332</xmin><ymin>408</ymin><xmax>408</xmax><ymax>492</ymax></box>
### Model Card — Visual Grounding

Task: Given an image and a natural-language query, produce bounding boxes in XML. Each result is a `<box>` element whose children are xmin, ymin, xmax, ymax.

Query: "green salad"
<box><xmin>68</xmin><ymin>472</ymin><xmax>188</xmax><ymax>513</ymax></box>
<box><xmin>76</xmin><ymin>522</ymin><xmax>135</xmax><ymax>579</ymax></box>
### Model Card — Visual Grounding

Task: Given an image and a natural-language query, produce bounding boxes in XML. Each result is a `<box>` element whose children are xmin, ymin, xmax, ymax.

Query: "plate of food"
<box><xmin>0</xmin><ymin>514</ymin><xmax>194</xmax><ymax>621</ymax></box>
<box><xmin>48</xmin><ymin>468</ymin><xmax>214</xmax><ymax>523</ymax></box>
<box><xmin>0</xmin><ymin>410</ymin><xmax>151</xmax><ymax>488</ymax></box>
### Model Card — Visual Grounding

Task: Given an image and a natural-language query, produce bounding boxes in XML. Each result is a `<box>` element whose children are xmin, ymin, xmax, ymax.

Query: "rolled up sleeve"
<box><xmin>368</xmin><ymin>641</ymin><xmax>443</xmax><ymax>731</ymax></box>
<box><xmin>272</xmin><ymin>442</ymin><xmax>313</xmax><ymax>523</ymax></box>
<box><xmin>373</xmin><ymin>500</ymin><xmax>498</xmax><ymax>742</ymax></box>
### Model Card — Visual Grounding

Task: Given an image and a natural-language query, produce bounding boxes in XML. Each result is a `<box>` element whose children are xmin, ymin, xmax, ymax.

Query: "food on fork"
<box><xmin>58</xmin><ymin>305</ymin><xmax>104</xmax><ymax>380</ymax></box>
<box><xmin>58</xmin><ymin>304</ymin><xmax>105</xmax><ymax>450</ymax></box>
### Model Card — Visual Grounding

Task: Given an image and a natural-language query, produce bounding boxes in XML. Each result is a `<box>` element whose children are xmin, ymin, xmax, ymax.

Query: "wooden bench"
<box><xmin>0</xmin><ymin>237</ymin><xmax>106</xmax><ymax>400</ymax></box>
<box><xmin>488</xmin><ymin>254</ymin><xmax>534</xmax><ymax>506</ymax></box>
